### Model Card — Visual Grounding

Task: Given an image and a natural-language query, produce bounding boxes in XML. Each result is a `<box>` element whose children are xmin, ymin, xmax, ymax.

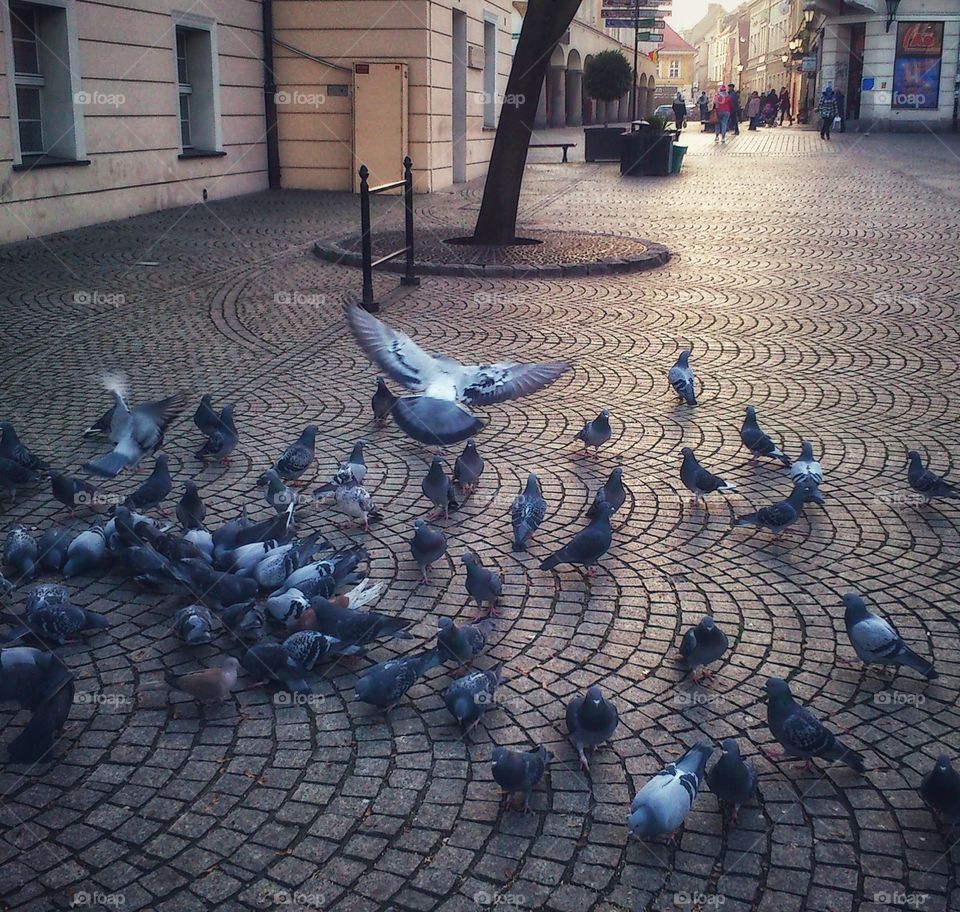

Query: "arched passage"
<box><xmin>547</xmin><ymin>45</ymin><xmax>566</xmax><ymax>128</ymax></box>
<box><xmin>565</xmin><ymin>49</ymin><xmax>582</xmax><ymax>127</ymax></box>
<box><xmin>581</xmin><ymin>54</ymin><xmax>594</xmax><ymax>125</ymax></box>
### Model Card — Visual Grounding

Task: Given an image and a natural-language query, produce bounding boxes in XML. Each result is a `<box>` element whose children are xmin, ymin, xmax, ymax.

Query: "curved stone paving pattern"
<box><xmin>0</xmin><ymin>129</ymin><xmax>959</xmax><ymax>912</ymax></box>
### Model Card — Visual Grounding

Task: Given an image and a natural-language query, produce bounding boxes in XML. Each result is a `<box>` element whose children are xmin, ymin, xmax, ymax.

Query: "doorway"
<box><xmin>847</xmin><ymin>24</ymin><xmax>865</xmax><ymax>121</ymax></box>
<box><xmin>452</xmin><ymin>9</ymin><xmax>467</xmax><ymax>183</ymax></box>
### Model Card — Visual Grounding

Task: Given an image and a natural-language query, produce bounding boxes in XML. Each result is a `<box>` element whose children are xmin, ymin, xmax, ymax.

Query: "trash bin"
<box><xmin>620</xmin><ymin>121</ymin><xmax>652</xmax><ymax>176</ymax></box>
<box><xmin>670</xmin><ymin>143</ymin><xmax>688</xmax><ymax>174</ymax></box>
<box><xmin>644</xmin><ymin>133</ymin><xmax>674</xmax><ymax>176</ymax></box>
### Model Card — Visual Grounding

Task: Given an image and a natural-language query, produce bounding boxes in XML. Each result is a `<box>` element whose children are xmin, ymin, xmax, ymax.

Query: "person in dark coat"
<box><xmin>778</xmin><ymin>86</ymin><xmax>792</xmax><ymax>125</ymax></box>
<box><xmin>671</xmin><ymin>92</ymin><xmax>687</xmax><ymax>131</ymax></box>
<box><xmin>727</xmin><ymin>83</ymin><xmax>741</xmax><ymax>135</ymax></box>
<box><xmin>818</xmin><ymin>86</ymin><xmax>838</xmax><ymax>139</ymax></box>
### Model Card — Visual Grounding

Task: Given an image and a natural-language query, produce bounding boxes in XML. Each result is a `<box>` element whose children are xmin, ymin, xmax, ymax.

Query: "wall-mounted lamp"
<box><xmin>885</xmin><ymin>0</ymin><xmax>901</xmax><ymax>33</ymax></box>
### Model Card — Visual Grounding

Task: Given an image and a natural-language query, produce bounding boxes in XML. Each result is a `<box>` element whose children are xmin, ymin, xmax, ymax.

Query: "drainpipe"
<box><xmin>262</xmin><ymin>0</ymin><xmax>281</xmax><ymax>189</ymax></box>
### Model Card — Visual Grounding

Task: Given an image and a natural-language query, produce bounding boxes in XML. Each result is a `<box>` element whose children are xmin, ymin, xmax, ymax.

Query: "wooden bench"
<box><xmin>529</xmin><ymin>142</ymin><xmax>576</xmax><ymax>162</ymax></box>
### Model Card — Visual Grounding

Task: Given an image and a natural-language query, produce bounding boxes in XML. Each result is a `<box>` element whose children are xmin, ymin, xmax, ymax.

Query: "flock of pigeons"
<box><xmin>1</xmin><ymin>302</ymin><xmax>958</xmax><ymax>842</ymax></box>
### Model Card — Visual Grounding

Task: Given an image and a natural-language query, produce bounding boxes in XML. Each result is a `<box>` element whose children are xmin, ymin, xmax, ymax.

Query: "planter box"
<box><xmin>584</xmin><ymin>126</ymin><xmax>625</xmax><ymax>162</ymax></box>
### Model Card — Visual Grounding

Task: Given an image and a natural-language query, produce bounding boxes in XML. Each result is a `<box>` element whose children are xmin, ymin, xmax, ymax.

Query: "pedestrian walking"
<box><xmin>764</xmin><ymin>89</ymin><xmax>779</xmax><ymax>126</ymax></box>
<box><xmin>672</xmin><ymin>92</ymin><xmax>687</xmax><ymax>131</ymax></box>
<box><xmin>745</xmin><ymin>91</ymin><xmax>762</xmax><ymax>130</ymax></box>
<box><xmin>727</xmin><ymin>83</ymin><xmax>741</xmax><ymax>135</ymax></box>
<box><xmin>697</xmin><ymin>91</ymin><xmax>708</xmax><ymax>123</ymax></box>
<box><xmin>778</xmin><ymin>86</ymin><xmax>792</xmax><ymax>125</ymax></box>
<box><xmin>818</xmin><ymin>86</ymin><xmax>838</xmax><ymax>139</ymax></box>
<box><xmin>713</xmin><ymin>85</ymin><xmax>733</xmax><ymax>144</ymax></box>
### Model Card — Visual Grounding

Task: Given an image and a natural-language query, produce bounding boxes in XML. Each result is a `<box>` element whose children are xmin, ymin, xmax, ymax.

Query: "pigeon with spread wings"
<box><xmin>344</xmin><ymin>304</ymin><xmax>571</xmax><ymax>445</ymax></box>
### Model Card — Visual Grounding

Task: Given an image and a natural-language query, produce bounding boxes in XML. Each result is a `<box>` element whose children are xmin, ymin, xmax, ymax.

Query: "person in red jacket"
<box><xmin>713</xmin><ymin>86</ymin><xmax>734</xmax><ymax>144</ymax></box>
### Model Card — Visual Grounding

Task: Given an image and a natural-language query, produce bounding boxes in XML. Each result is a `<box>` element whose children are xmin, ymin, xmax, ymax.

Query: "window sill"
<box><xmin>178</xmin><ymin>149</ymin><xmax>227</xmax><ymax>160</ymax></box>
<box><xmin>12</xmin><ymin>156</ymin><xmax>91</xmax><ymax>172</ymax></box>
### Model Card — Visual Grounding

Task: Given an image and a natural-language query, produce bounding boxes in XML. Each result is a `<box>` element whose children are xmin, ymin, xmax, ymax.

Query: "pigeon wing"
<box><xmin>459</xmin><ymin>361</ymin><xmax>570</xmax><ymax>406</ymax></box>
<box><xmin>782</xmin><ymin>706</ymin><xmax>833</xmax><ymax>754</ymax></box>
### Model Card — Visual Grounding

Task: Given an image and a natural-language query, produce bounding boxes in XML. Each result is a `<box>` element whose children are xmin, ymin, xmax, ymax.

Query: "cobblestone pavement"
<box><xmin>1</xmin><ymin>129</ymin><xmax>960</xmax><ymax>912</ymax></box>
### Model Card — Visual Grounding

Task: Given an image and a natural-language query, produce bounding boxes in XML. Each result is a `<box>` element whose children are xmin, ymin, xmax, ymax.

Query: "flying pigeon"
<box><xmin>272</xmin><ymin>425</ymin><xmax>317</xmax><ymax>484</ymax></box>
<box><xmin>667</xmin><ymin>350</ymin><xmax>697</xmax><ymax>406</ymax></box>
<box><xmin>411</xmin><ymin>519</ymin><xmax>446</xmax><ymax>583</ymax></box>
<box><xmin>740</xmin><ymin>406</ymin><xmax>791</xmax><ymax>467</ymax></box>
<box><xmin>920</xmin><ymin>754</ymin><xmax>960</xmax><ymax>827</ymax></box>
<box><xmin>124</xmin><ymin>454</ymin><xmax>172</xmax><ymax>512</ymax></box>
<box><xmin>0</xmin><ymin>421</ymin><xmax>49</xmax><ymax>475</ymax></box>
<box><xmin>0</xmin><ymin>457</ymin><xmax>36</xmax><ymax>501</ymax></box>
<box><xmin>679</xmin><ymin>616</ymin><xmax>730</xmax><ymax>681</ymax></box>
<box><xmin>512</xmin><ymin>472</ymin><xmax>547</xmax><ymax>553</ymax></box>
<box><xmin>462</xmin><ymin>552</ymin><xmax>503</xmax><ymax>618</ymax></box>
<box><xmin>734</xmin><ymin>486</ymin><xmax>807</xmax><ymax>535</ymax></box>
<box><xmin>566</xmin><ymin>685</ymin><xmax>619</xmax><ymax>772</ymax></box>
<box><xmin>705</xmin><ymin>738</ymin><xmax>757</xmax><ymax>823</ymax></box>
<box><xmin>241</xmin><ymin>641</ymin><xmax>312</xmax><ymax>694</ymax></box>
<box><xmin>371</xmin><ymin>377</ymin><xmax>397</xmax><ymax>426</ymax></box>
<box><xmin>765</xmin><ymin>677</ymin><xmax>865</xmax><ymax>772</ymax></box>
<box><xmin>2</xmin><ymin>584</ymin><xmax>109</xmax><ymax>645</ymax></box>
<box><xmin>492</xmin><ymin>746</ymin><xmax>553</xmax><ymax>812</ymax></box>
<box><xmin>164</xmin><ymin>657</ymin><xmax>239</xmax><ymax>705</ymax></box>
<box><xmin>442</xmin><ymin>662</ymin><xmax>503</xmax><ymax>733</ymax></box>
<box><xmin>907</xmin><ymin>450</ymin><xmax>958</xmax><ymax>502</ymax></box>
<box><xmin>540</xmin><ymin>502</ymin><xmax>613</xmax><ymax>576</ymax></box>
<box><xmin>193</xmin><ymin>395</ymin><xmax>221</xmax><ymax>437</ymax></box>
<box><xmin>3</xmin><ymin>527</ymin><xmax>38</xmax><ymax>583</ymax></box>
<box><xmin>173</xmin><ymin>604</ymin><xmax>217</xmax><ymax>645</ymax></box>
<box><xmin>628</xmin><ymin>742</ymin><xmax>714</xmax><ymax>842</ymax></box>
<box><xmin>355</xmin><ymin>648</ymin><xmax>440</xmax><ymax>710</ymax></box>
<box><xmin>437</xmin><ymin>616</ymin><xmax>494</xmax><ymax>667</ymax></box>
<box><xmin>842</xmin><ymin>592</ymin><xmax>937</xmax><ymax>679</ymax></box>
<box><xmin>176</xmin><ymin>481</ymin><xmax>206</xmax><ymax>531</ymax></box>
<box><xmin>587</xmin><ymin>467</ymin><xmax>626</xmax><ymax>518</ymax></box>
<box><xmin>680</xmin><ymin>448</ymin><xmax>737</xmax><ymax>504</ymax></box>
<box><xmin>344</xmin><ymin>303</ymin><xmax>570</xmax><ymax>445</ymax></box>
<box><xmin>195</xmin><ymin>405</ymin><xmax>238</xmax><ymax>464</ymax></box>
<box><xmin>453</xmin><ymin>439</ymin><xmax>484</xmax><ymax>495</ymax></box>
<box><xmin>421</xmin><ymin>455</ymin><xmax>458</xmax><ymax>519</ymax></box>
<box><xmin>575</xmin><ymin>410</ymin><xmax>612</xmax><ymax>455</ymax></box>
<box><xmin>84</xmin><ymin>390</ymin><xmax>186</xmax><ymax>478</ymax></box>
<box><xmin>82</xmin><ymin>403</ymin><xmax>116</xmax><ymax>438</ymax></box>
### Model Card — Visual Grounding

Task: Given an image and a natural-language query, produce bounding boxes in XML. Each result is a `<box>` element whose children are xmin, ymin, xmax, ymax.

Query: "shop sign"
<box><xmin>892</xmin><ymin>21</ymin><xmax>943</xmax><ymax>110</ymax></box>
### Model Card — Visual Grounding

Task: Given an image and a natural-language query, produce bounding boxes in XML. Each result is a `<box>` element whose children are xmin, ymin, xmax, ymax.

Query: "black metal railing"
<box><xmin>358</xmin><ymin>155</ymin><xmax>419</xmax><ymax>311</ymax></box>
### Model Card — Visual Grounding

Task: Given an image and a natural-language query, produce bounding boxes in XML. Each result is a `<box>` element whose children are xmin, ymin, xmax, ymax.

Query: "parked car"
<box><xmin>653</xmin><ymin>104</ymin><xmax>674</xmax><ymax>119</ymax></box>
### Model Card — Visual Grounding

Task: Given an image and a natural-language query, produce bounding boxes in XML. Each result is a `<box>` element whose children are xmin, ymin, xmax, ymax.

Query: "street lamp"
<box><xmin>736</xmin><ymin>62</ymin><xmax>744</xmax><ymax>92</ymax></box>
<box><xmin>803</xmin><ymin>4</ymin><xmax>816</xmax><ymax>29</ymax></box>
<box><xmin>885</xmin><ymin>0</ymin><xmax>901</xmax><ymax>33</ymax></box>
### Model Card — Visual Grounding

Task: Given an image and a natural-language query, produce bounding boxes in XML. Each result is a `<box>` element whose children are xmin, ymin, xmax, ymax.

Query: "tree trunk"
<box><xmin>471</xmin><ymin>0</ymin><xmax>581</xmax><ymax>245</ymax></box>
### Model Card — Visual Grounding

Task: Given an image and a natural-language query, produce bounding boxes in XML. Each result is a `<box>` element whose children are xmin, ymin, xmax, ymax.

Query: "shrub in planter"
<box><xmin>584</xmin><ymin>50</ymin><xmax>633</xmax><ymax>127</ymax></box>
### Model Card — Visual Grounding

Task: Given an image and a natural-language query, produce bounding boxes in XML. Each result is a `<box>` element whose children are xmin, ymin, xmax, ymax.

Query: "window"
<box><xmin>482</xmin><ymin>16</ymin><xmax>497</xmax><ymax>128</ymax></box>
<box><xmin>669</xmin><ymin>59</ymin><xmax>680</xmax><ymax>79</ymax></box>
<box><xmin>172</xmin><ymin>19</ymin><xmax>221</xmax><ymax>156</ymax></box>
<box><xmin>5</xmin><ymin>1</ymin><xmax>82</xmax><ymax>163</ymax></box>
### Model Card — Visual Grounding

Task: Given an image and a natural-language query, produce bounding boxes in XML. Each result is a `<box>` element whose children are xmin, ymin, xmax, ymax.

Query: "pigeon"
<box><xmin>241</xmin><ymin>641</ymin><xmax>312</xmax><ymax>694</ymax></box>
<box><xmin>286</xmin><ymin>593</ymin><xmax>408</xmax><ymax>655</ymax></box>
<box><xmin>511</xmin><ymin>473</ymin><xmax>546</xmax><ymax>552</ymax></box>
<box><xmin>253</xmin><ymin>533</ymin><xmax>326</xmax><ymax>591</ymax></box>
<box><xmin>176</xmin><ymin>481</ymin><xmax>206</xmax><ymax>531</ymax></box>
<box><xmin>272</xmin><ymin>425</ymin><xmax>317</xmax><ymax>484</ymax></box>
<box><xmin>274</xmin><ymin>546</ymin><xmax>367</xmax><ymax>600</ymax></box>
<box><xmin>82</xmin><ymin>403</ymin><xmax>116</xmax><ymax>438</ymax></box>
<box><xmin>219</xmin><ymin>534</ymin><xmax>286</xmax><ymax>577</ymax></box>
<box><xmin>173</xmin><ymin>604</ymin><xmax>217</xmax><ymax>645</ymax></box>
<box><xmin>217</xmin><ymin>504</ymin><xmax>295</xmax><ymax>557</ymax></box>
<box><xmin>740</xmin><ymin>406</ymin><xmax>791</xmax><ymax>467</ymax></box>
<box><xmin>765</xmin><ymin>677</ymin><xmax>865</xmax><ymax>772</ymax></box>
<box><xmin>195</xmin><ymin>405</ymin><xmax>239</xmax><ymax>463</ymax></box>
<box><xmin>184</xmin><ymin>529</ymin><xmax>215</xmax><ymax>563</ymax></box>
<box><xmin>566</xmin><ymin>685</ymin><xmax>619</xmax><ymax>772</ymax></box>
<box><xmin>680</xmin><ymin>448</ymin><xmax>737</xmax><ymax>504</ymax></box>
<box><xmin>36</xmin><ymin>527</ymin><xmax>71</xmax><ymax>573</ymax></box>
<box><xmin>180</xmin><ymin>560</ymin><xmax>259</xmax><ymax>610</ymax></box>
<box><xmin>84</xmin><ymin>390</ymin><xmax>186</xmax><ymax>478</ymax></box>
<box><xmin>437</xmin><ymin>616</ymin><xmax>494</xmax><ymax>666</ymax></box>
<box><xmin>63</xmin><ymin>526</ymin><xmax>108</xmax><ymax>579</ymax></box>
<box><xmin>462</xmin><ymin>552</ymin><xmax>502</xmax><ymax>618</ymax></box>
<box><xmin>907</xmin><ymin>450</ymin><xmax>958</xmax><ymax>502</ymax></box>
<box><xmin>260</xmin><ymin>468</ymin><xmax>297</xmax><ymax>513</ymax></box>
<box><xmin>842</xmin><ymin>592</ymin><xmax>937</xmax><ymax>679</ymax></box>
<box><xmin>282</xmin><ymin>630</ymin><xmax>361</xmax><ymax>669</ymax></box>
<box><xmin>705</xmin><ymin>738</ymin><xmax>758</xmax><ymax>823</ymax></box>
<box><xmin>331</xmin><ymin>482</ymin><xmax>382</xmax><ymax>531</ymax></box>
<box><xmin>492</xmin><ymin>746</ymin><xmax>553</xmax><ymax>812</ymax></box>
<box><xmin>355</xmin><ymin>648</ymin><xmax>440</xmax><ymax>710</ymax></box>
<box><xmin>920</xmin><ymin>755</ymin><xmax>960</xmax><ymax>827</ymax></box>
<box><xmin>0</xmin><ymin>457</ymin><xmax>36</xmax><ymax>501</ymax></box>
<box><xmin>442</xmin><ymin>663</ymin><xmax>503</xmax><ymax>733</ymax></box>
<box><xmin>50</xmin><ymin>473</ymin><xmax>104</xmax><ymax>513</ymax></box>
<box><xmin>453</xmin><ymin>439</ymin><xmax>484</xmax><ymax>495</ymax></box>
<box><xmin>421</xmin><ymin>455</ymin><xmax>458</xmax><ymax>519</ymax></box>
<box><xmin>266</xmin><ymin>589</ymin><xmax>311</xmax><ymax>626</ymax></box>
<box><xmin>734</xmin><ymin>486</ymin><xmax>808</xmax><ymax>535</ymax></box>
<box><xmin>789</xmin><ymin>441</ymin><xmax>823</xmax><ymax>487</ymax></box>
<box><xmin>316</xmin><ymin>439</ymin><xmax>368</xmax><ymax>491</ymax></box>
<box><xmin>3</xmin><ymin>527</ymin><xmax>38</xmax><ymax>582</ymax></box>
<box><xmin>7</xmin><ymin>676</ymin><xmax>73</xmax><ymax>763</ymax></box>
<box><xmin>0</xmin><ymin>421</ymin><xmax>49</xmax><ymax>475</ymax></box>
<box><xmin>222</xmin><ymin>602</ymin><xmax>266</xmax><ymax>643</ymax></box>
<box><xmin>372</xmin><ymin>377</ymin><xmax>397</xmax><ymax>425</ymax></box>
<box><xmin>667</xmin><ymin>349</ymin><xmax>697</xmax><ymax>406</ymax></box>
<box><xmin>539</xmin><ymin>502</ymin><xmax>613</xmax><ymax>576</ymax></box>
<box><xmin>164</xmin><ymin>657</ymin><xmax>239</xmax><ymax>704</ymax></box>
<box><xmin>411</xmin><ymin>519</ymin><xmax>446</xmax><ymax>583</ymax></box>
<box><xmin>628</xmin><ymin>742</ymin><xmax>714</xmax><ymax>842</ymax></box>
<box><xmin>587</xmin><ymin>467</ymin><xmax>626</xmax><ymax>518</ymax></box>
<box><xmin>575</xmin><ymin>410</ymin><xmax>612</xmax><ymax>455</ymax></box>
<box><xmin>193</xmin><ymin>395</ymin><xmax>220</xmax><ymax>437</ymax></box>
<box><xmin>124</xmin><ymin>454</ymin><xmax>172</xmax><ymax>512</ymax></box>
<box><xmin>679</xmin><ymin>616</ymin><xmax>730</xmax><ymax>681</ymax></box>
<box><xmin>0</xmin><ymin>646</ymin><xmax>72</xmax><ymax>710</ymax></box>
<box><xmin>344</xmin><ymin>303</ymin><xmax>570</xmax><ymax>445</ymax></box>
<box><xmin>2</xmin><ymin>584</ymin><xmax>109</xmax><ymax>645</ymax></box>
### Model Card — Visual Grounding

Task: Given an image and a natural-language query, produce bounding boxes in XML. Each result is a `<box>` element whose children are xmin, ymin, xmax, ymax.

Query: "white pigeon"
<box><xmin>333</xmin><ymin>483</ymin><xmax>381</xmax><ymax>530</ymax></box>
<box><xmin>344</xmin><ymin>304</ymin><xmax>570</xmax><ymax>445</ymax></box>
